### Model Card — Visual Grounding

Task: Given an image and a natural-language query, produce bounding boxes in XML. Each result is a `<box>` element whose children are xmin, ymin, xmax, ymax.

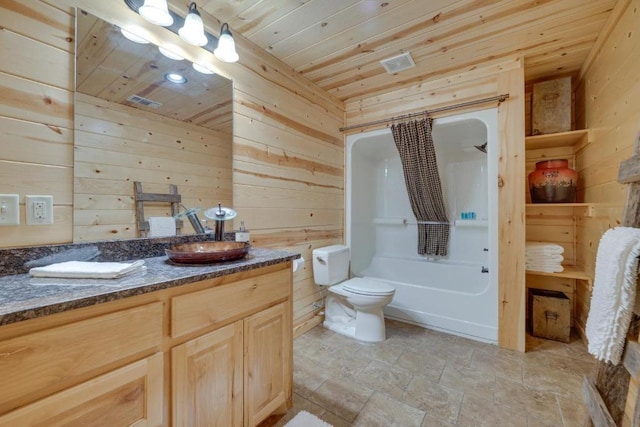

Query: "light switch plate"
<box><xmin>26</xmin><ymin>195</ymin><xmax>53</xmax><ymax>225</ymax></box>
<box><xmin>0</xmin><ymin>194</ymin><xmax>20</xmax><ymax>225</ymax></box>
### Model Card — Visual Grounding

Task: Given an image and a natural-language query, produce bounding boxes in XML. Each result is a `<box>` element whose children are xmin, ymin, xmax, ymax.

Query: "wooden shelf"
<box><xmin>526</xmin><ymin>203</ymin><xmax>592</xmax><ymax>208</ymax></box>
<box><xmin>526</xmin><ymin>203</ymin><xmax>598</xmax><ymax>217</ymax></box>
<box><xmin>525</xmin><ymin>129</ymin><xmax>591</xmax><ymax>151</ymax></box>
<box><xmin>526</xmin><ymin>265</ymin><xmax>592</xmax><ymax>284</ymax></box>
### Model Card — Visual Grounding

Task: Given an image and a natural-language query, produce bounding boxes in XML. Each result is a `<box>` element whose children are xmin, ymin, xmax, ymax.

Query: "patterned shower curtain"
<box><xmin>391</xmin><ymin>118</ymin><xmax>450</xmax><ymax>256</ymax></box>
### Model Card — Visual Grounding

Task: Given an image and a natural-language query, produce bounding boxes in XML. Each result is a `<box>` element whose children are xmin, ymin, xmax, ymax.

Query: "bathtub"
<box><xmin>359</xmin><ymin>255</ymin><xmax>497</xmax><ymax>342</ymax></box>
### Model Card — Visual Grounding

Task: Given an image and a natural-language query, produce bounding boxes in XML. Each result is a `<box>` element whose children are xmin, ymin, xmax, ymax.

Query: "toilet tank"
<box><xmin>312</xmin><ymin>245</ymin><xmax>350</xmax><ymax>286</ymax></box>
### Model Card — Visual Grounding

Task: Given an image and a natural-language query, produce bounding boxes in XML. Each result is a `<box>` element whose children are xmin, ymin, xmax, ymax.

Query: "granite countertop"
<box><xmin>0</xmin><ymin>247</ymin><xmax>298</xmax><ymax>326</ymax></box>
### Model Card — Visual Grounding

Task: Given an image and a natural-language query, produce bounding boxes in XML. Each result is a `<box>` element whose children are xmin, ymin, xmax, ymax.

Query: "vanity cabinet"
<box><xmin>0</xmin><ymin>262</ymin><xmax>293</xmax><ymax>427</ymax></box>
<box><xmin>0</xmin><ymin>353</ymin><xmax>164</xmax><ymax>427</ymax></box>
<box><xmin>0</xmin><ymin>302</ymin><xmax>164</xmax><ymax>419</ymax></box>
<box><xmin>171</xmin><ymin>267</ymin><xmax>292</xmax><ymax>427</ymax></box>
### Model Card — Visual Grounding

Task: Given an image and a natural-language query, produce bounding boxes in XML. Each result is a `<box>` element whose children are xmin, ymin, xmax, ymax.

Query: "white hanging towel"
<box><xmin>148</xmin><ymin>216</ymin><xmax>176</xmax><ymax>237</ymax></box>
<box><xmin>585</xmin><ymin>227</ymin><xmax>640</xmax><ymax>364</ymax></box>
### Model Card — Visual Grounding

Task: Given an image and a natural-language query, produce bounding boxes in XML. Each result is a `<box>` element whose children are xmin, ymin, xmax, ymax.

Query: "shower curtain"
<box><xmin>391</xmin><ymin>118</ymin><xmax>450</xmax><ymax>256</ymax></box>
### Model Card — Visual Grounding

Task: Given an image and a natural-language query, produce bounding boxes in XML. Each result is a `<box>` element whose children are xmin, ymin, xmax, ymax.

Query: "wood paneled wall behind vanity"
<box><xmin>0</xmin><ymin>0</ymin><xmax>343</xmax><ymax>334</ymax></box>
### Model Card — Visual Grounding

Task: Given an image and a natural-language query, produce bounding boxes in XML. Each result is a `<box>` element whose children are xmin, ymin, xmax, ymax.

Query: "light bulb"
<box><xmin>139</xmin><ymin>0</ymin><xmax>173</xmax><ymax>27</ymax></box>
<box><xmin>120</xmin><ymin>26</ymin><xmax>150</xmax><ymax>44</ymax></box>
<box><xmin>159</xmin><ymin>45</ymin><xmax>184</xmax><ymax>61</ymax></box>
<box><xmin>179</xmin><ymin>3</ymin><xmax>208</xmax><ymax>46</ymax></box>
<box><xmin>214</xmin><ymin>23</ymin><xmax>239</xmax><ymax>63</ymax></box>
<box><xmin>193</xmin><ymin>62</ymin><xmax>215</xmax><ymax>74</ymax></box>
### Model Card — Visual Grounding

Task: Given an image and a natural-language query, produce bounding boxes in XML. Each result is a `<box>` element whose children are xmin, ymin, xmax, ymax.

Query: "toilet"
<box><xmin>312</xmin><ymin>245</ymin><xmax>395</xmax><ymax>342</ymax></box>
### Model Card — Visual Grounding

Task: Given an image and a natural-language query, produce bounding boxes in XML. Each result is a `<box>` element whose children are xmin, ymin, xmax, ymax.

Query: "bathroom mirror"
<box><xmin>73</xmin><ymin>9</ymin><xmax>233</xmax><ymax>242</ymax></box>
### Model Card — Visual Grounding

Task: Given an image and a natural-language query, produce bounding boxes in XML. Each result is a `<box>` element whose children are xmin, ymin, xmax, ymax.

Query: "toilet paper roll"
<box><xmin>148</xmin><ymin>216</ymin><xmax>176</xmax><ymax>237</ymax></box>
<box><xmin>292</xmin><ymin>257</ymin><xmax>305</xmax><ymax>273</ymax></box>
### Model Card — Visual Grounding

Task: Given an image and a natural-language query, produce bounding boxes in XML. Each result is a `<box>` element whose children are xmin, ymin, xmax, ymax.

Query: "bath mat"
<box><xmin>284</xmin><ymin>410</ymin><xmax>333</xmax><ymax>427</ymax></box>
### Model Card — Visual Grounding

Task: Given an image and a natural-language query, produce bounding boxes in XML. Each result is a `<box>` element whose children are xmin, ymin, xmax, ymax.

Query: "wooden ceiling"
<box><xmin>192</xmin><ymin>0</ymin><xmax>619</xmax><ymax>102</ymax></box>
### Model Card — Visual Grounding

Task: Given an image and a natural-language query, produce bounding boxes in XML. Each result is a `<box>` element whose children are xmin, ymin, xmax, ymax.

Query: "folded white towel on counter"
<box><xmin>526</xmin><ymin>242</ymin><xmax>564</xmax><ymax>254</ymax></box>
<box><xmin>526</xmin><ymin>254</ymin><xmax>564</xmax><ymax>263</ymax></box>
<box><xmin>29</xmin><ymin>260</ymin><xmax>146</xmax><ymax>279</ymax></box>
<box><xmin>586</xmin><ymin>227</ymin><xmax>640</xmax><ymax>364</ymax></box>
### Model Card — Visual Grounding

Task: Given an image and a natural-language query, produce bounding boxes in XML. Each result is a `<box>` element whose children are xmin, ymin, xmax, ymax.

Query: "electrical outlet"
<box><xmin>26</xmin><ymin>195</ymin><xmax>53</xmax><ymax>225</ymax></box>
<box><xmin>0</xmin><ymin>194</ymin><xmax>20</xmax><ymax>226</ymax></box>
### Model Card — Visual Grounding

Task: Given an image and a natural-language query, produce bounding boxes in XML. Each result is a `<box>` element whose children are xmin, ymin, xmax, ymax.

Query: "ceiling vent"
<box><xmin>380</xmin><ymin>52</ymin><xmax>416</xmax><ymax>74</ymax></box>
<box><xmin>126</xmin><ymin>94</ymin><xmax>162</xmax><ymax>108</ymax></box>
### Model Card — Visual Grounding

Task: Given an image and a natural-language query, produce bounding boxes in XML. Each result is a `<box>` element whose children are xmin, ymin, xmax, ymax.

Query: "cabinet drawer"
<box><xmin>172</xmin><ymin>268</ymin><xmax>290</xmax><ymax>339</ymax></box>
<box><xmin>0</xmin><ymin>302</ymin><xmax>163</xmax><ymax>414</ymax></box>
<box><xmin>0</xmin><ymin>352</ymin><xmax>163</xmax><ymax>427</ymax></box>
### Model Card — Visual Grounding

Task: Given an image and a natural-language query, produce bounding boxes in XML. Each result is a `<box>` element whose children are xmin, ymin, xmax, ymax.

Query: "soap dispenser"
<box><xmin>235</xmin><ymin>221</ymin><xmax>250</xmax><ymax>243</ymax></box>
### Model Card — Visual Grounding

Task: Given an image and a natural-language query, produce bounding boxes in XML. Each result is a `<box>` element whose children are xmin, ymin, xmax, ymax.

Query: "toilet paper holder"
<box><xmin>292</xmin><ymin>257</ymin><xmax>305</xmax><ymax>272</ymax></box>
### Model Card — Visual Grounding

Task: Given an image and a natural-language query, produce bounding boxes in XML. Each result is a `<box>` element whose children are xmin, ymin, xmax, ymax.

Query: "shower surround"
<box><xmin>346</xmin><ymin>109</ymin><xmax>499</xmax><ymax>342</ymax></box>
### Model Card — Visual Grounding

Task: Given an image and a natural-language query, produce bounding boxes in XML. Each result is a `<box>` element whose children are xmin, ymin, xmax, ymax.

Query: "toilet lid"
<box><xmin>343</xmin><ymin>278</ymin><xmax>395</xmax><ymax>296</ymax></box>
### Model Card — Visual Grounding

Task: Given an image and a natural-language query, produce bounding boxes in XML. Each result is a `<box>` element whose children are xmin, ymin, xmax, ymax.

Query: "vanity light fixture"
<box><xmin>192</xmin><ymin>62</ymin><xmax>216</xmax><ymax>74</ymax></box>
<box><xmin>138</xmin><ymin>0</ymin><xmax>173</xmax><ymax>26</ymax></box>
<box><xmin>213</xmin><ymin>23</ymin><xmax>239</xmax><ymax>63</ymax></box>
<box><xmin>120</xmin><ymin>26</ymin><xmax>150</xmax><ymax>44</ymax></box>
<box><xmin>179</xmin><ymin>3</ymin><xmax>207</xmax><ymax>46</ymax></box>
<box><xmin>159</xmin><ymin>45</ymin><xmax>184</xmax><ymax>60</ymax></box>
<box><xmin>124</xmin><ymin>0</ymin><xmax>240</xmax><ymax>63</ymax></box>
<box><xmin>164</xmin><ymin>73</ymin><xmax>187</xmax><ymax>84</ymax></box>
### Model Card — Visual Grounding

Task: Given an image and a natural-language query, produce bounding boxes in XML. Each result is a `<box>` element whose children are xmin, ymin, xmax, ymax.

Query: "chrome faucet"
<box><xmin>204</xmin><ymin>203</ymin><xmax>237</xmax><ymax>241</ymax></box>
<box><xmin>176</xmin><ymin>205</ymin><xmax>206</xmax><ymax>234</ymax></box>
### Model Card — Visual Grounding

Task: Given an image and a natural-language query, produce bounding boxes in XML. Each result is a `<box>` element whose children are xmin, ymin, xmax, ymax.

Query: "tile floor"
<box><xmin>261</xmin><ymin>319</ymin><xmax>596</xmax><ymax>427</ymax></box>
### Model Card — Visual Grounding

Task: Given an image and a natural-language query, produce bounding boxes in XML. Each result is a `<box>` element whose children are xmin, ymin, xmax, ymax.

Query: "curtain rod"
<box><xmin>339</xmin><ymin>94</ymin><xmax>510</xmax><ymax>132</ymax></box>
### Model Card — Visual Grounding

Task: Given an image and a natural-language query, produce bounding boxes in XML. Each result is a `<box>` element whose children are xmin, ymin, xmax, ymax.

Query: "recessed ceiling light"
<box><xmin>164</xmin><ymin>73</ymin><xmax>187</xmax><ymax>84</ymax></box>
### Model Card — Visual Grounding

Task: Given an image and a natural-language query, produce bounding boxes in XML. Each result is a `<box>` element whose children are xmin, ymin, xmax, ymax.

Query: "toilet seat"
<box><xmin>343</xmin><ymin>277</ymin><xmax>395</xmax><ymax>296</ymax></box>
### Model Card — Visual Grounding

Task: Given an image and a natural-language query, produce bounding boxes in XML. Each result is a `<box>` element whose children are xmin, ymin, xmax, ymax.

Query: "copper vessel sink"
<box><xmin>165</xmin><ymin>241</ymin><xmax>250</xmax><ymax>264</ymax></box>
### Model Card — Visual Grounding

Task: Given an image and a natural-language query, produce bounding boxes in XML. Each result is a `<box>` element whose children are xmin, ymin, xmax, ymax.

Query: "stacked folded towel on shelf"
<box><xmin>525</xmin><ymin>242</ymin><xmax>564</xmax><ymax>273</ymax></box>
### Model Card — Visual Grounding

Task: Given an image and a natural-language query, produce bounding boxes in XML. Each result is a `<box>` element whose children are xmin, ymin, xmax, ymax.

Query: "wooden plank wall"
<box><xmin>0</xmin><ymin>0</ymin><xmax>344</xmax><ymax>334</ymax></box>
<box><xmin>0</xmin><ymin>1</ymin><xmax>75</xmax><ymax>246</ymax></box>
<box><xmin>74</xmin><ymin>93</ymin><xmax>232</xmax><ymax>241</ymax></box>
<box><xmin>574</xmin><ymin>0</ymin><xmax>639</xmax><ymax>338</ymax></box>
<box><xmin>344</xmin><ymin>57</ymin><xmax>527</xmax><ymax>351</ymax></box>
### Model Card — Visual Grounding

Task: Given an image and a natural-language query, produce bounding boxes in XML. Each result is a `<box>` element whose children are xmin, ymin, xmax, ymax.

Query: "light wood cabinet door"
<box><xmin>0</xmin><ymin>353</ymin><xmax>163</xmax><ymax>427</ymax></box>
<box><xmin>172</xmin><ymin>320</ymin><xmax>243</xmax><ymax>427</ymax></box>
<box><xmin>244</xmin><ymin>302</ymin><xmax>292</xmax><ymax>427</ymax></box>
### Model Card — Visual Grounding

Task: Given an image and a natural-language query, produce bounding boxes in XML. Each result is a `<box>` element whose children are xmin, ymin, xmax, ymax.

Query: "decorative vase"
<box><xmin>528</xmin><ymin>159</ymin><xmax>577</xmax><ymax>203</ymax></box>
